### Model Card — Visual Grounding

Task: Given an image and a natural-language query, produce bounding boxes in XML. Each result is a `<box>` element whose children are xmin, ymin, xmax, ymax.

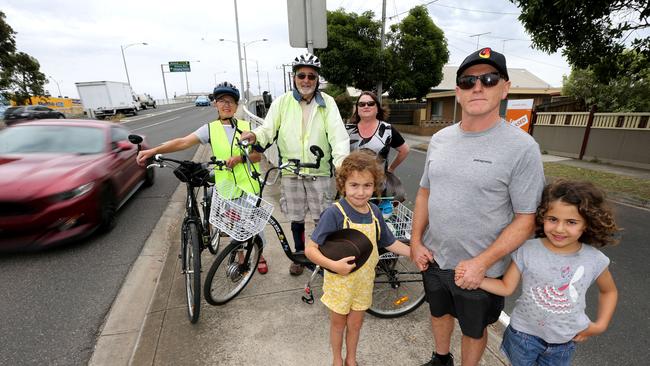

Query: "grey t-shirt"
<box><xmin>194</xmin><ymin>123</ymin><xmax>236</xmax><ymax>145</ymax></box>
<box><xmin>510</xmin><ymin>239</ymin><xmax>610</xmax><ymax>343</ymax></box>
<box><xmin>419</xmin><ymin>120</ymin><xmax>545</xmax><ymax>277</ymax></box>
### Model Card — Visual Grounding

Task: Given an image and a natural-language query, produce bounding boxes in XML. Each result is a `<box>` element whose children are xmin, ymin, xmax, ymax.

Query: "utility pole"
<box><xmin>376</xmin><ymin>0</ymin><xmax>386</xmax><ymax>103</ymax></box>
<box><xmin>160</xmin><ymin>63</ymin><xmax>169</xmax><ymax>103</ymax></box>
<box><xmin>469</xmin><ymin>32</ymin><xmax>491</xmax><ymax>50</ymax></box>
<box><xmin>280</xmin><ymin>63</ymin><xmax>292</xmax><ymax>92</ymax></box>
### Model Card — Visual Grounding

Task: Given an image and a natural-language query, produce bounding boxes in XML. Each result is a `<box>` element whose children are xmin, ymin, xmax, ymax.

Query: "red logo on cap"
<box><xmin>479</xmin><ymin>48</ymin><xmax>491</xmax><ymax>59</ymax></box>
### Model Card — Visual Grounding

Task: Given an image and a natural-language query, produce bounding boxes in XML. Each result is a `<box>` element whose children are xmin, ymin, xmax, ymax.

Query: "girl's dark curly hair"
<box><xmin>535</xmin><ymin>179</ymin><xmax>620</xmax><ymax>247</ymax></box>
<box><xmin>335</xmin><ymin>150</ymin><xmax>385</xmax><ymax>197</ymax></box>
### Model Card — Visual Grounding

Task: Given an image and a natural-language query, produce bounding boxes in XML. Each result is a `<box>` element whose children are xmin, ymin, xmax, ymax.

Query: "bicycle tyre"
<box><xmin>182</xmin><ymin>221</ymin><xmax>202</xmax><ymax>323</ymax></box>
<box><xmin>206</xmin><ymin>228</ymin><xmax>222</xmax><ymax>255</ymax></box>
<box><xmin>367</xmin><ymin>253</ymin><xmax>425</xmax><ymax>318</ymax></box>
<box><xmin>203</xmin><ymin>235</ymin><xmax>262</xmax><ymax>305</ymax></box>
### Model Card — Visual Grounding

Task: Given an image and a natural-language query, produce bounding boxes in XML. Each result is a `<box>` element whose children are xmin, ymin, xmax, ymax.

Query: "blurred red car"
<box><xmin>0</xmin><ymin>119</ymin><xmax>154</xmax><ymax>251</ymax></box>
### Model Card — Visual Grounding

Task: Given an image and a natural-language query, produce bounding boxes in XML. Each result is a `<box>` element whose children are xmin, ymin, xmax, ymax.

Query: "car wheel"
<box><xmin>152</xmin><ymin>103</ymin><xmax>157</xmax><ymax>109</ymax></box>
<box><xmin>97</xmin><ymin>186</ymin><xmax>117</xmax><ymax>233</ymax></box>
<box><xmin>143</xmin><ymin>164</ymin><xmax>155</xmax><ymax>187</ymax></box>
<box><xmin>132</xmin><ymin>108</ymin><xmax>138</xmax><ymax>116</ymax></box>
<box><xmin>58</xmin><ymin>114</ymin><xmax>65</xmax><ymax>119</ymax></box>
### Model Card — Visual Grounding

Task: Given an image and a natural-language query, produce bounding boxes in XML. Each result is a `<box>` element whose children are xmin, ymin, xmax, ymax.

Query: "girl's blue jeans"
<box><xmin>501</xmin><ymin>325</ymin><xmax>576</xmax><ymax>366</ymax></box>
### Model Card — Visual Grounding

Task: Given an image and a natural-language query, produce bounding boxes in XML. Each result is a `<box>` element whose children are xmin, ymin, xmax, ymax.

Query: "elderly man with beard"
<box><xmin>241</xmin><ymin>53</ymin><xmax>349</xmax><ymax>275</ymax></box>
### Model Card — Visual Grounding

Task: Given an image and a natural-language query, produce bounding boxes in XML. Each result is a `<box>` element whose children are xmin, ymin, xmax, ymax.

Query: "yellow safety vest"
<box><xmin>208</xmin><ymin>119</ymin><xmax>260</xmax><ymax>195</ymax></box>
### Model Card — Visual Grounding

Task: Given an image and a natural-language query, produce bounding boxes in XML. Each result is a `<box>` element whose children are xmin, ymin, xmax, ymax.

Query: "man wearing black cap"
<box><xmin>410</xmin><ymin>48</ymin><xmax>545</xmax><ymax>366</ymax></box>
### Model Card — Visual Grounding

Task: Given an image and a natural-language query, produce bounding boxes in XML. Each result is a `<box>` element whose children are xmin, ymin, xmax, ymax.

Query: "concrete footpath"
<box><xmin>89</xmin><ymin>143</ymin><xmax>508</xmax><ymax>366</ymax></box>
<box><xmin>90</xmin><ymin>132</ymin><xmax>649</xmax><ymax>366</ymax></box>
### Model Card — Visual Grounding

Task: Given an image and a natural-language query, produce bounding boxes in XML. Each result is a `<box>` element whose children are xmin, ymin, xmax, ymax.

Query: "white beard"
<box><xmin>297</xmin><ymin>84</ymin><xmax>316</xmax><ymax>96</ymax></box>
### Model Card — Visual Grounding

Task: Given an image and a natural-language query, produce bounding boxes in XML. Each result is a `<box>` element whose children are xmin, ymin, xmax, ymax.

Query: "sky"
<box><xmin>3</xmin><ymin>0</ymin><xmax>574</xmax><ymax>101</ymax></box>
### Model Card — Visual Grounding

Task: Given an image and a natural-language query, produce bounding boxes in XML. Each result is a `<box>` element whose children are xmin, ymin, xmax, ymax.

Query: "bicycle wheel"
<box><xmin>206</xmin><ymin>227</ymin><xmax>223</xmax><ymax>255</ymax></box>
<box><xmin>182</xmin><ymin>221</ymin><xmax>202</xmax><ymax>323</ymax></box>
<box><xmin>203</xmin><ymin>235</ymin><xmax>262</xmax><ymax>305</ymax></box>
<box><xmin>367</xmin><ymin>252</ymin><xmax>425</xmax><ymax>318</ymax></box>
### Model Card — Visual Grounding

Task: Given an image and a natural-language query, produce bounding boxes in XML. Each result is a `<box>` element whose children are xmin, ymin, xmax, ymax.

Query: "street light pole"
<box><xmin>255</xmin><ymin>60</ymin><xmax>262</xmax><ymax>96</ymax></box>
<box><xmin>48</xmin><ymin>76</ymin><xmax>62</xmax><ymax>97</ymax></box>
<box><xmin>184</xmin><ymin>60</ymin><xmax>200</xmax><ymax>95</ymax></box>
<box><xmin>242</xmin><ymin>44</ymin><xmax>250</xmax><ymax>99</ymax></box>
<box><xmin>120</xmin><ymin>42</ymin><xmax>148</xmax><ymax>86</ymax></box>
<box><xmin>219</xmin><ymin>37</ymin><xmax>268</xmax><ymax>100</ymax></box>
<box><xmin>233</xmin><ymin>0</ymin><xmax>245</xmax><ymax>102</ymax></box>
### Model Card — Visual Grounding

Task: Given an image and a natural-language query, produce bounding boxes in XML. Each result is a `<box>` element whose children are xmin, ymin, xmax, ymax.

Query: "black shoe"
<box><xmin>420</xmin><ymin>352</ymin><xmax>454</xmax><ymax>366</ymax></box>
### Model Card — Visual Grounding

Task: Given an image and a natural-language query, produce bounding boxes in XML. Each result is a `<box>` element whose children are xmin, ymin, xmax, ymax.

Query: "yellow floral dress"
<box><xmin>321</xmin><ymin>202</ymin><xmax>380</xmax><ymax>314</ymax></box>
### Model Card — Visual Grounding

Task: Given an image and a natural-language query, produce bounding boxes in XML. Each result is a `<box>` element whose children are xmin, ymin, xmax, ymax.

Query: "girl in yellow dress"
<box><xmin>306</xmin><ymin>151</ymin><xmax>410</xmax><ymax>366</ymax></box>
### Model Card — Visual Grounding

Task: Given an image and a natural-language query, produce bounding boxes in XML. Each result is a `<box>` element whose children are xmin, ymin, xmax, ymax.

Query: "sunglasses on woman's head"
<box><xmin>296</xmin><ymin>73</ymin><xmax>317</xmax><ymax>81</ymax></box>
<box><xmin>456</xmin><ymin>72</ymin><xmax>503</xmax><ymax>90</ymax></box>
<box><xmin>357</xmin><ymin>101</ymin><xmax>376</xmax><ymax>107</ymax></box>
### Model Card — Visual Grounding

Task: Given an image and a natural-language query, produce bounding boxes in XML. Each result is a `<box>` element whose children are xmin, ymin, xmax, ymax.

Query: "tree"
<box><xmin>387</xmin><ymin>6</ymin><xmax>449</xmax><ymax>100</ymax></box>
<box><xmin>562</xmin><ymin>51</ymin><xmax>650</xmax><ymax>112</ymax></box>
<box><xmin>315</xmin><ymin>9</ymin><xmax>383</xmax><ymax>91</ymax></box>
<box><xmin>2</xmin><ymin>52</ymin><xmax>47</xmax><ymax>105</ymax></box>
<box><xmin>0</xmin><ymin>12</ymin><xmax>47</xmax><ymax>104</ymax></box>
<box><xmin>511</xmin><ymin>0</ymin><xmax>649</xmax><ymax>81</ymax></box>
<box><xmin>316</xmin><ymin>6</ymin><xmax>449</xmax><ymax>102</ymax></box>
<box><xmin>0</xmin><ymin>11</ymin><xmax>16</xmax><ymax>68</ymax></box>
<box><xmin>0</xmin><ymin>11</ymin><xmax>17</xmax><ymax>92</ymax></box>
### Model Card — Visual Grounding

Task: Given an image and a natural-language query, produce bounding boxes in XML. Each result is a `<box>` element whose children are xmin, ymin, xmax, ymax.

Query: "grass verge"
<box><xmin>544</xmin><ymin>162</ymin><xmax>650</xmax><ymax>203</ymax></box>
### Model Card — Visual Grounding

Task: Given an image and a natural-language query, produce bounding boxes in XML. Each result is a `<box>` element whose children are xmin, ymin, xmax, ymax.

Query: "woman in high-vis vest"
<box><xmin>136</xmin><ymin>82</ymin><xmax>270</xmax><ymax>274</ymax></box>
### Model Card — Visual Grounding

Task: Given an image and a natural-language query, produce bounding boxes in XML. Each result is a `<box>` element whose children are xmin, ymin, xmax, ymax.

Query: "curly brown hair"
<box><xmin>535</xmin><ymin>179</ymin><xmax>620</xmax><ymax>247</ymax></box>
<box><xmin>335</xmin><ymin>150</ymin><xmax>385</xmax><ymax>197</ymax></box>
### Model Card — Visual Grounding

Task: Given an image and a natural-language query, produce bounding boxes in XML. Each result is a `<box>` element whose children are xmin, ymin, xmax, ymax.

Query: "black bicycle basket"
<box><xmin>174</xmin><ymin>162</ymin><xmax>210</xmax><ymax>187</ymax></box>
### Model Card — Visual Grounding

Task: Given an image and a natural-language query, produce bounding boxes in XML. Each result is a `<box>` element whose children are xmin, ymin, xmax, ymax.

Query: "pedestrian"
<box><xmin>457</xmin><ymin>179</ymin><xmax>619</xmax><ymax>366</ymax></box>
<box><xmin>347</xmin><ymin>91</ymin><xmax>410</xmax><ymax>216</ymax></box>
<box><xmin>304</xmin><ymin>150</ymin><xmax>410</xmax><ymax>366</ymax></box>
<box><xmin>240</xmin><ymin>53</ymin><xmax>350</xmax><ymax>276</ymax></box>
<box><xmin>137</xmin><ymin>82</ymin><xmax>269</xmax><ymax>274</ymax></box>
<box><xmin>410</xmin><ymin>47</ymin><xmax>546</xmax><ymax>366</ymax></box>
<box><xmin>347</xmin><ymin>91</ymin><xmax>410</xmax><ymax>173</ymax></box>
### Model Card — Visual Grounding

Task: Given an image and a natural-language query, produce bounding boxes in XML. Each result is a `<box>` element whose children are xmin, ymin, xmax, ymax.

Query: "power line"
<box><xmin>388</xmin><ymin>0</ymin><xmax>440</xmax><ymax>20</ymax></box>
<box><xmin>389</xmin><ymin>1</ymin><xmax>520</xmax><ymax>20</ymax></box>
<box><xmin>430</xmin><ymin>3</ymin><xmax>519</xmax><ymax>15</ymax></box>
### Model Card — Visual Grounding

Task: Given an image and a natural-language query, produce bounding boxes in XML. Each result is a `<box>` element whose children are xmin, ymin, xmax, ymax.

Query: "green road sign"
<box><xmin>169</xmin><ymin>61</ymin><xmax>191</xmax><ymax>72</ymax></box>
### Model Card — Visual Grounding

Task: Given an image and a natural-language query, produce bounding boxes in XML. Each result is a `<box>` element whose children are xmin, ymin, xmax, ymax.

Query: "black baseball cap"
<box><xmin>457</xmin><ymin>47</ymin><xmax>509</xmax><ymax>81</ymax></box>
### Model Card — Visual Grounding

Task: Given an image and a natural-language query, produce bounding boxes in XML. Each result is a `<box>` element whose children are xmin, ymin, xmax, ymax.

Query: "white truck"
<box><xmin>75</xmin><ymin>81</ymin><xmax>140</xmax><ymax>119</ymax></box>
<box><xmin>135</xmin><ymin>93</ymin><xmax>156</xmax><ymax>109</ymax></box>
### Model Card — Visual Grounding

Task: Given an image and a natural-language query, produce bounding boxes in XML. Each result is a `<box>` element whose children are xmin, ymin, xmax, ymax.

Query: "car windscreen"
<box><xmin>0</xmin><ymin>125</ymin><xmax>105</xmax><ymax>154</ymax></box>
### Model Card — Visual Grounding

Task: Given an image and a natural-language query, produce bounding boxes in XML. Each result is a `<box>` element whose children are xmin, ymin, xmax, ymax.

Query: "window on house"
<box><xmin>431</xmin><ymin>101</ymin><xmax>443</xmax><ymax>117</ymax></box>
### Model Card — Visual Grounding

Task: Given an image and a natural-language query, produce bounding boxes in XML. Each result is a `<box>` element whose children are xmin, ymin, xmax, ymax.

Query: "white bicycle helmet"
<box><xmin>292</xmin><ymin>53</ymin><xmax>321</xmax><ymax>72</ymax></box>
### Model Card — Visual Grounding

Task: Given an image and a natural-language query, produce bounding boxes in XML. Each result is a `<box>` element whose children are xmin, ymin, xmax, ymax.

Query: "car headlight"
<box><xmin>51</xmin><ymin>182</ymin><xmax>95</xmax><ymax>202</ymax></box>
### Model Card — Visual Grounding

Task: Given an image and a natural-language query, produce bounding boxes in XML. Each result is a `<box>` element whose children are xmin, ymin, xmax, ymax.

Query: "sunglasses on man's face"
<box><xmin>296</xmin><ymin>73</ymin><xmax>317</xmax><ymax>81</ymax></box>
<box><xmin>456</xmin><ymin>72</ymin><xmax>503</xmax><ymax>90</ymax></box>
<box><xmin>357</xmin><ymin>101</ymin><xmax>376</xmax><ymax>107</ymax></box>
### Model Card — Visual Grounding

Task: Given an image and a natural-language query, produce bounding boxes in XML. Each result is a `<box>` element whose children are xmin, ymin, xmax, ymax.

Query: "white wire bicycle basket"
<box><xmin>209</xmin><ymin>180</ymin><xmax>273</xmax><ymax>242</ymax></box>
<box><xmin>383</xmin><ymin>201</ymin><xmax>413</xmax><ymax>242</ymax></box>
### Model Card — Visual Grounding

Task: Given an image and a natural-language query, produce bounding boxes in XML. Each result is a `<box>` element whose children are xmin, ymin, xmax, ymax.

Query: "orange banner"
<box><xmin>506</xmin><ymin>99</ymin><xmax>534</xmax><ymax>133</ymax></box>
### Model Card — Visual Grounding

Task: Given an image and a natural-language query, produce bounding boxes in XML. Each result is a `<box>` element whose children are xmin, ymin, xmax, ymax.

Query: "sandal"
<box><xmin>257</xmin><ymin>257</ymin><xmax>268</xmax><ymax>274</ymax></box>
